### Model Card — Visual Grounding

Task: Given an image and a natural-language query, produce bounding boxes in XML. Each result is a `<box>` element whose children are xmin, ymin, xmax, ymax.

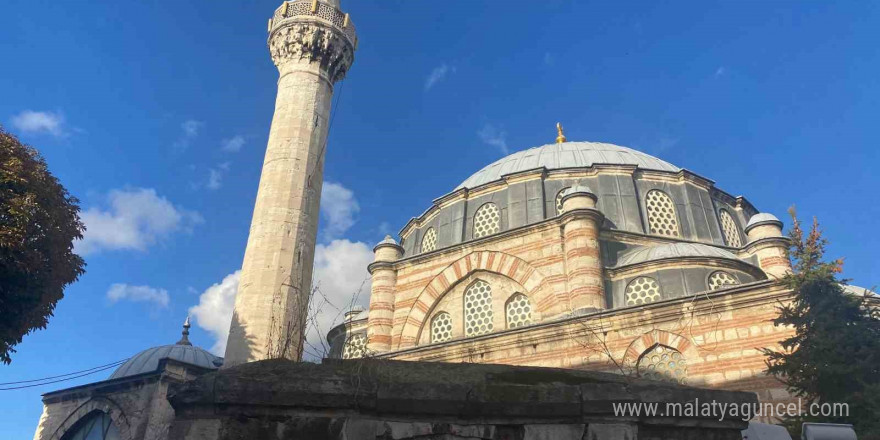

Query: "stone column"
<box><xmin>560</xmin><ymin>185</ymin><xmax>606</xmax><ymax>313</ymax></box>
<box><xmin>366</xmin><ymin>236</ymin><xmax>403</xmax><ymax>353</ymax></box>
<box><xmin>744</xmin><ymin>213</ymin><xmax>791</xmax><ymax>279</ymax></box>
<box><xmin>224</xmin><ymin>1</ymin><xmax>356</xmax><ymax>367</ymax></box>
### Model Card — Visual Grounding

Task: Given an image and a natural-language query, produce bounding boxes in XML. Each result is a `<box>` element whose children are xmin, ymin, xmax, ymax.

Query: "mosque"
<box><xmin>30</xmin><ymin>1</ymin><xmax>845</xmax><ymax>439</ymax></box>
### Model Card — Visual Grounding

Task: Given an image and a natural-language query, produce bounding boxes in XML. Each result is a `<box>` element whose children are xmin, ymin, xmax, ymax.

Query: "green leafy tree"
<box><xmin>762</xmin><ymin>209</ymin><xmax>880</xmax><ymax>439</ymax></box>
<box><xmin>0</xmin><ymin>127</ymin><xmax>85</xmax><ymax>364</ymax></box>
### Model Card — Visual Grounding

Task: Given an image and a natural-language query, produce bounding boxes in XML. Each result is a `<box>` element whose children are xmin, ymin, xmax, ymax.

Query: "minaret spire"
<box><xmin>224</xmin><ymin>1</ymin><xmax>356</xmax><ymax>367</ymax></box>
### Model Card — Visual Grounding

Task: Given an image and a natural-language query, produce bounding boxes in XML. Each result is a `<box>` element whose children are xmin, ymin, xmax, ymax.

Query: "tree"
<box><xmin>0</xmin><ymin>127</ymin><xmax>85</xmax><ymax>364</ymax></box>
<box><xmin>762</xmin><ymin>209</ymin><xmax>880</xmax><ymax>439</ymax></box>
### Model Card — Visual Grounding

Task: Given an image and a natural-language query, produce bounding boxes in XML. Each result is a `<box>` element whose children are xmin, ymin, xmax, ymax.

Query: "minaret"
<box><xmin>224</xmin><ymin>0</ymin><xmax>356</xmax><ymax>367</ymax></box>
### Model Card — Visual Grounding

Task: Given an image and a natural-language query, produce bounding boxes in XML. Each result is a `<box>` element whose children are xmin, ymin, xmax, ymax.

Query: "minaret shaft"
<box><xmin>224</xmin><ymin>1</ymin><xmax>356</xmax><ymax>367</ymax></box>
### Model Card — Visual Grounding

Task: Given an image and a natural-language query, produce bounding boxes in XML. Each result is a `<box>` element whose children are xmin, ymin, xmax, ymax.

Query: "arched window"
<box><xmin>464</xmin><ymin>279</ymin><xmax>494</xmax><ymax>337</ymax></box>
<box><xmin>645</xmin><ymin>190</ymin><xmax>680</xmax><ymax>237</ymax></box>
<box><xmin>625</xmin><ymin>276</ymin><xmax>661</xmax><ymax>306</ymax></box>
<box><xmin>421</xmin><ymin>227</ymin><xmax>437</xmax><ymax>253</ymax></box>
<box><xmin>61</xmin><ymin>411</ymin><xmax>121</xmax><ymax>440</ymax></box>
<box><xmin>708</xmin><ymin>270</ymin><xmax>739</xmax><ymax>291</ymax></box>
<box><xmin>342</xmin><ymin>333</ymin><xmax>366</xmax><ymax>359</ymax></box>
<box><xmin>473</xmin><ymin>203</ymin><xmax>500</xmax><ymax>239</ymax></box>
<box><xmin>555</xmin><ymin>187</ymin><xmax>571</xmax><ymax>215</ymax></box>
<box><xmin>505</xmin><ymin>293</ymin><xmax>533</xmax><ymax>329</ymax></box>
<box><xmin>638</xmin><ymin>344</ymin><xmax>688</xmax><ymax>384</ymax></box>
<box><xmin>718</xmin><ymin>209</ymin><xmax>743</xmax><ymax>247</ymax></box>
<box><xmin>430</xmin><ymin>312</ymin><xmax>452</xmax><ymax>343</ymax></box>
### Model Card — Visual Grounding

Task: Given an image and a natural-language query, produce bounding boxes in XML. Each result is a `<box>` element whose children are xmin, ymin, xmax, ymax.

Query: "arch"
<box><xmin>420</xmin><ymin>227</ymin><xmax>437</xmax><ymax>253</ymax></box>
<box><xmin>50</xmin><ymin>397</ymin><xmax>132</xmax><ymax>440</ymax></box>
<box><xmin>718</xmin><ymin>209</ymin><xmax>743</xmax><ymax>248</ymax></box>
<box><xmin>555</xmin><ymin>187</ymin><xmax>571</xmax><ymax>215</ymax></box>
<box><xmin>644</xmin><ymin>190</ymin><xmax>680</xmax><ymax>238</ymax></box>
<box><xmin>624</xmin><ymin>276</ymin><xmax>661</xmax><ymax>306</ymax></box>
<box><xmin>620</xmin><ymin>329</ymin><xmax>698</xmax><ymax>374</ymax></box>
<box><xmin>707</xmin><ymin>270</ymin><xmax>739</xmax><ymax>291</ymax></box>
<box><xmin>505</xmin><ymin>293</ymin><xmax>533</xmax><ymax>329</ymax></box>
<box><xmin>430</xmin><ymin>311</ymin><xmax>453</xmax><ymax>343</ymax></box>
<box><xmin>463</xmin><ymin>279</ymin><xmax>494</xmax><ymax>337</ymax></box>
<box><xmin>472</xmin><ymin>202</ymin><xmax>500</xmax><ymax>239</ymax></box>
<box><xmin>399</xmin><ymin>251</ymin><xmax>560</xmax><ymax>349</ymax></box>
<box><xmin>637</xmin><ymin>343</ymin><xmax>688</xmax><ymax>384</ymax></box>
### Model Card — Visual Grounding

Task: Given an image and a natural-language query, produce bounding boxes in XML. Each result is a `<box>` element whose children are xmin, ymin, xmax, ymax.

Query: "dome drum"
<box><xmin>400</xmin><ymin>169</ymin><xmax>754</xmax><ymax>258</ymax></box>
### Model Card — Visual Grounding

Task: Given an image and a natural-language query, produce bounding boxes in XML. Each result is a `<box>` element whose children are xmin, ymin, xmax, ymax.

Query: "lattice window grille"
<box><xmin>556</xmin><ymin>187</ymin><xmax>571</xmax><ymax>215</ymax></box>
<box><xmin>506</xmin><ymin>293</ymin><xmax>533</xmax><ymax>329</ymax></box>
<box><xmin>639</xmin><ymin>345</ymin><xmax>688</xmax><ymax>384</ymax></box>
<box><xmin>718</xmin><ymin>210</ymin><xmax>743</xmax><ymax>247</ymax></box>
<box><xmin>430</xmin><ymin>312</ymin><xmax>453</xmax><ymax>343</ymax></box>
<box><xmin>708</xmin><ymin>271</ymin><xmax>739</xmax><ymax>291</ymax></box>
<box><xmin>464</xmin><ymin>280</ymin><xmax>494</xmax><ymax>337</ymax></box>
<box><xmin>473</xmin><ymin>203</ymin><xmax>500</xmax><ymax>239</ymax></box>
<box><xmin>421</xmin><ymin>227</ymin><xmax>437</xmax><ymax>253</ymax></box>
<box><xmin>342</xmin><ymin>333</ymin><xmax>367</xmax><ymax>359</ymax></box>
<box><xmin>625</xmin><ymin>277</ymin><xmax>661</xmax><ymax>306</ymax></box>
<box><xmin>645</xmin><ymin>190</ymin><xmax>680</xmax><ymax>237</ymax></box>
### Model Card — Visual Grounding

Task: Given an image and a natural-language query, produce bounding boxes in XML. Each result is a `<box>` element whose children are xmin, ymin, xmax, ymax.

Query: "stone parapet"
<box><xmin>167</xmin><ymin>359</ymin><xmax>756</xmax><ymax>440</ymax></box>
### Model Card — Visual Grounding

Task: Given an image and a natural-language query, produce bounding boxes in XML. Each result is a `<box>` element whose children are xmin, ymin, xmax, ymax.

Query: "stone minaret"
<box><xmin>224</xmin><ymin>0</ymin><xmax>356</xmax><ymax>367</ymax></box>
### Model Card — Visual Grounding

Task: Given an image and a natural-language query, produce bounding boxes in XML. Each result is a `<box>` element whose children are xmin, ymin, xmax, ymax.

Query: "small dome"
<box><xmin>745</xmin><ymin>213</ymin><xmax>783</xmax><ymax>232</ymax></box>
<box><xmin>109</xmin><ymin>344</ymin><xmax>222</xmax><ymax>380</ymax></box>
<box><xmin>457</xmin><ymin>142</ymin><xmax>680</xmax><ymax>190</ymax></box>
<box><xmin>563</xmin><ymin>183</ymin><xmax>595</xmax><ymax>196</ymax></box>
<box><xmin>616</xmin><ymin>243</ymin><xmax>741</xmax><ymax>267</ymax></box>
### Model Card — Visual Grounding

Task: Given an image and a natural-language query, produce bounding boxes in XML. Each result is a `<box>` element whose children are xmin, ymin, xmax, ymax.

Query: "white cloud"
<box><xmin>478</xmin><ymin>123</ymin><xmax>510</xmax><ymax>155</ymax></box>
<box><xmin>320</xmin><ymin>181</ymin><xmax>359</xmax><ymax>241</ymax></box>
<box><xmin>221</xmin><ymin>135</ymin><xmax>246</xmax><ymax>152</ymax></box>
<box><xmin>207</xmin><ymin>168</ymin><xmax>223</xmax><ymax>190</ymax></box>
<box><xmin>425</xmin><ymin>64</ymin><xmax>455</xmax><ymax>91</ymax></box>
<box><xmin>107</xmin><ymin>283</ymin><xmax>170</xmax><ymax>307</ymax></box>
<box><xmin>715</xmin><ymin>66</ymin><xmax>726</xmax><ymax>77</ymax></box>
<box><xmin>543</xmin><ymin>52</ymin><xmax>555</xmax><ymax>66</ymax></box>
<box><xmin>307</xmin><ymin>239</ymin><xmax>374</xmax><ymax>359</ymax></box>
<box><xmin>173</xmin><ymin>119</ymin><xmax>203</xmax><ymax>151</ymax></box>
<box><xmin>187</xmin><ymin>239</ymin><xmax>373</xmax><ymax>359</ymax></box>
<box><xmin>10</xmin><ymin>110</ymin><xmax>66</xmax><ymax>137</ymax></box>
<box><xmin>189</xmin><ymin>271</ymin><xmax>240</xmax><ymax>355</ymax></box>
<box><xmin>76</xmin><ymin>188</ymin><xmax>203</xmax><ymax>255</ymax></box>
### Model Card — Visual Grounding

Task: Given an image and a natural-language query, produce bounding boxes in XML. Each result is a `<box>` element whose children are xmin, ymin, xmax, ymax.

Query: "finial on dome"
<box><xmin>176</xmin><ymin>316</ymin><xmax>192</xmax><ymax>346</ymax></box>
<box><xmin>556</xmin><ymin>122</ymin><xmax>566</xmax><ymax>144</ymax></box>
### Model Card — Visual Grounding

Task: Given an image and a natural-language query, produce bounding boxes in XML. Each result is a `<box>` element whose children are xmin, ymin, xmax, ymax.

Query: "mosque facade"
<box><xmin>30</xmin><ymin>1</ymin><xmax>818</xmax><ymax>439</ymax></box>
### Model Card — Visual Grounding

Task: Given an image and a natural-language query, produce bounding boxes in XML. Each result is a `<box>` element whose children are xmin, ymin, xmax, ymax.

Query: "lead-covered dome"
<box><xmin>110</xmin><ymin>344</ymin><xmax>222</xmax><ymax>379</ymax></box>
<box><xmin>109</xmin><ymin>318</ymin><xmax>222</xmax><ymax>380</ymax></box>
<box><xmin>457</xmin><ymin>142</ymin><xmax>680</xmax><ymax>190</ymax></box>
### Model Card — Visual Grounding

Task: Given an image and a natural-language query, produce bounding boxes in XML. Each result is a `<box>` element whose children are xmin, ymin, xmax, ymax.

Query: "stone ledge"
<box><xmin>168</xmin><ymin>359</ymin><xmax>755</xmax><ymax>432</ymax></box>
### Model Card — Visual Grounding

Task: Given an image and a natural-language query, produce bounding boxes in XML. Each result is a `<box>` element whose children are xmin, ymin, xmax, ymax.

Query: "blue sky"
<box><xmin>2</xmin><ymin>0</ymin><xmax>879</xmax><ymax>437</ymax></box>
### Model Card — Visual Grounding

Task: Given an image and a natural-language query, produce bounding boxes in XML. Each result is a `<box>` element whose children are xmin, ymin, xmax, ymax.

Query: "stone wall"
<box><xmin>33</xmin><ymin>360</ymin><xmax>209</xmax><ymax>440</ymax></box>
<box><xmin>167</xmin><ymin>359</ymin><xmax>756</xmax><ymax>440</ymax></box>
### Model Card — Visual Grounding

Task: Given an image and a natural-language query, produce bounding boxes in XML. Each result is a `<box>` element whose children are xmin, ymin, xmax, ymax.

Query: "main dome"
<box><xmin>456</xmin><ymin>142</ymin><xmax>680</xmax><ymax>190</ymax></box>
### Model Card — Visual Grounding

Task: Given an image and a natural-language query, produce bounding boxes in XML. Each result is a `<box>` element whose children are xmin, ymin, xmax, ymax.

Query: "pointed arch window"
<box><xmin>464</xmin><ymin>280</ymin><xmax>494</xmax><ymax>337</ymax></box>
<box><xmin>645</xmin><ymin>190</ymin><xmax>680</xmax><ymax>237</ymax></box>
<box><xmin>625</xmin><ymin>276</ymin><xmax>661</xmax><ymax>306</ymax></box>
<box><xmin>718</xmin><ymin>209</ymin><xmax>743</xmax><ymax>247</ymax></box>
<box><xmin>473</xmin><ymin>203</ymin><xmax>500</xmax><ymax>239</ymax></box>
<box><xmin>342</xmin><ymin>333</ymin><xmax>367</xmax><ymax>359</ymax></box>
<box><xmin>555</xmin><ymin>187</ymin><xmax>571</xmax><ymax>215</ymax></box>
<box><xmin>505</xmin><ymin>293</ymin><xmax>533</xmax><ymax>329</ymax></box>
<box><xmin>61</xmin><ymin>411</ymin><xmax>121</xmax><ymax>440</ymax></box>
<box><xmin>430</xmin><ymin>312</ymin><xmax>452</xmax><ymax>343</ymax></box>
<box><xmin>637</xmin><ymin>344</ymin><xmax>688</xmax><ymax>384</ymax></box>
<box><xmin>421</xmin><ymin>227</ymin><xmax>437</xmax><ymax>253</ymax></box>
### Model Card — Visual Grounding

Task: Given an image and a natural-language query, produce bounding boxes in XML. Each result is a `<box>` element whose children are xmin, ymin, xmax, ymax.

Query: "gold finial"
<box><xmin>555</xmin><ymin>122</ymin><xmax>567</xmax><ymax>144</ymax></box>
